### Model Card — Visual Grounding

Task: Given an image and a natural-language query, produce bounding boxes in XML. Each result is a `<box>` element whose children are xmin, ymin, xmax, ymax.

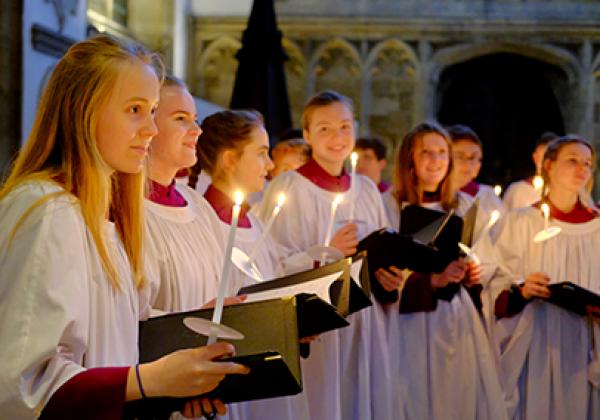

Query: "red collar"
<box><xmin>378</xmin><ymin>181</ymin><xmax>391</xmax><ymax>193</ymax></box>
<box><xmin>148</xmin><ymin>180</ymin><xmax>187</xmax><ymax>207</ymax></box>
<box><xmin>204</xmin><ymin>185</ymin><xmax>252</xmax><ymax>228</ymax></box>
<box><xmin>296</xmin><ymin>158</ymin><xmax>350</xmax><ymax>192</ymax></box>
<box><xmin>460</xmin><ymin>181</ymin><xmax>480</xmax><ymax>197</ymax></box>
<box><xmin>534</xmin><ymin>199</ymin><xmax>597</xmax><ymax>223</ymax></box>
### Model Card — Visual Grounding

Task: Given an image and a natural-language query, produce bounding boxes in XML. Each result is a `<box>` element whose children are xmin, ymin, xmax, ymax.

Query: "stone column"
<box><xmin>415</xmin><ymin>39</ymin><xmax>434</xmax><ymax>122</ymax></box>
<box><xmin>0</xmin><ymin>0</ymin><xmax>22</xmax><ymax>177</ymax></box>
<box><xmin>578</xmin><ymin>39</ymin><xmax>595</xmax><ymax>141</ymax></box>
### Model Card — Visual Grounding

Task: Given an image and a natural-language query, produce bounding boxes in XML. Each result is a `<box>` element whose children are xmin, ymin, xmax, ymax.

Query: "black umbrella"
<box><xmin>229</xmin><ymin>0</ymin><xmax>292</xmax><ymax>146</ymax></box>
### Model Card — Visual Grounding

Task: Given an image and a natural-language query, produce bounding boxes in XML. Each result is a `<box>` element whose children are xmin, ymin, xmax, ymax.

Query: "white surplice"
<box><xmin>382</xmin><ymin>190</ymin><xmax>507</xmax><ymax>420</ymax></box>
<box><xmin>0</xmin><ymin>182</ymin><xmax>140</xmax><ymax>419</ymax></box>
<box><xmin>503</xmin><ymin>180</ymin><xmax>541</xmax><ymax>211</ymax></box>
<box><xmin>254</xmin><ymin>171</ymin><xmax>397</xmax><ymax>420</ymax></box>
<box><xmin>491</xmin><ymin>207</ymin><xmax>600</xmax><ymax>420</ymax></box>
<box><xmin>144</xmin><ymin>185</ymin><xmax>225</xmax><ymax>312</ymax></box>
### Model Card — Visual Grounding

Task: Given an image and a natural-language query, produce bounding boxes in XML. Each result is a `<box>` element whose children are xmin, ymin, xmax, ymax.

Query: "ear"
<box><xmin>220</xmin><ymin>149</ymin><xmax>238</xmax><ymax>173</ymax></box>
<box><xmin>379</xmin><ymin>159</ymin><xmax>387</xmax><ymax>171</ymax></box>
<box><xmin>303</xmin><ymin>129</ymin><xmax>311</xmax><ymax>145</ymax></box>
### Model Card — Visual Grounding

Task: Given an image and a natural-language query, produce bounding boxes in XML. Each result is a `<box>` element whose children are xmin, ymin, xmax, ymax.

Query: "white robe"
<box><xmin>254</xmin><ymin>171</ymin><xmax>396</xmax><ymax>420</ymax></box>
<box><xmin>491</xmin><ymin>207</ymin><xmax>600</xmax><ymax>419</ymax></box>
<box><xmin>503</xmin><ymin>180</ymin><xmax>541</xmax><ymax>211</ymax></box>
<box><xmin>382</xmin><ymin>191</ymin><xmax>507</xmax><ymax>420</ymax></box>
<box><xmin>200</xmin><ymin>203</ymin><xmax>311</xmax><ymax>420</ymax></box>
<box><xmin>0</xmin><ymin>182</ymin><xmax>141</xmax><ymax>419</ymax></box>
<box><xmin>144</xmin><ymin>185</ymin><xmax>225</xmax><ymax>312</ymax></box>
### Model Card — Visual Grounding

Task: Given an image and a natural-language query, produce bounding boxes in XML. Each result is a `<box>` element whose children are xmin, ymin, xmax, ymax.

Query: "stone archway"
<box><xmin>436</xmin><ymin>53</ymin><xmax>568</xmax><ymax>186</ymax></box>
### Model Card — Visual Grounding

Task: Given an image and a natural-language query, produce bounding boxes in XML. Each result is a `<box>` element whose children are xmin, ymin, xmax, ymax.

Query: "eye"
<box><xmin>129</xmin><ymin>105</ymin><xmax>141</xmax><ymax>114</ymax></box>
<box><xmin>150</xmin><ymin>106</ymin><xmax>158</xmax><ymax>116</ymax></box>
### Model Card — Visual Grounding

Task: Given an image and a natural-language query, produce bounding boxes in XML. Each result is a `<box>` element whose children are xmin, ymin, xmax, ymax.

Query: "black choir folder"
<box><xmin>546</xmin><ymin>282</ymin><xmax>600</xmax><ymax>316</ymax></box>
<box><xmin>128</xmin><ymin>298</ymin><xmax>301</xmax><ymax>419</ymax></box>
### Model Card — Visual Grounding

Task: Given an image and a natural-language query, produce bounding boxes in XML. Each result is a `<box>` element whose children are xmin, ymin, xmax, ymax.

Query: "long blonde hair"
<box><xmin>0</xmin><ymin>35</ymin><xmax>164</xmax><ymax>290</ymax></box>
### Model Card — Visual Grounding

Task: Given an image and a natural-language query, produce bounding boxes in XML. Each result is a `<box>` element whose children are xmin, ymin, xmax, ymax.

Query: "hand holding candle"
<box><xmin>208</xmin><ymin>190</ymin><xmax>244</xmax><ymax>344</ymax></box>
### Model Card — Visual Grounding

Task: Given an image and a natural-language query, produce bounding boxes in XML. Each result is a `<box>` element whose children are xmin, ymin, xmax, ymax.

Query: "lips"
<box><xmin>131</xmin><ymin>145</ymin><xmax>148</xmax><ymax>156</ymax></box>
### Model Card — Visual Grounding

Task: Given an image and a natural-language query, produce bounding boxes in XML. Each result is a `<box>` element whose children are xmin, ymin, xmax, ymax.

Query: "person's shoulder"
<box><xmin>2</xmin><ymin>180</ymin><xmax>78</xmax><ymax>214</ymax></box>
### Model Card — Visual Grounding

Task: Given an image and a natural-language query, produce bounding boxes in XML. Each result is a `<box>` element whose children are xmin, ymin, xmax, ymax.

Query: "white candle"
<box><xmin>488</xmin><ymin>209</ymin><xmax>501</xmax><ymax>229</ymax></box>
<box><xmin>248</xmin><ymin>192</ymin><xmax>285</xmax><ymax>262</ymax></box>
<box><xmin>493</xmin><ymin>185</ymin><xmax>502</xmax><ymax>197</ymax></box>
<box><xmin>324</xmin><ymin>194</ymin><xmax>344</xmax><ymax>246</ymax></box>
<box><xmin>541</xmin><ymin>202</ymin><xmax>550</xmax><ymax>231</ymax></box>
<box><xmin>348</xmin><ymin>152</ymin><xmax>358</xmax><ymax>221</ymax></box>
<box><xmin>208</xmin><ymin>190</ymin><xmax>244</xmax><ymax>344</ymax></box>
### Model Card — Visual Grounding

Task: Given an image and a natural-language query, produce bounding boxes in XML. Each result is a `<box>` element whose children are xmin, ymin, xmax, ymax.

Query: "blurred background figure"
<box><xmin>269</xmin><ymin>129</ymin><xmax>311</xmax><ymax>179</ymax></box>
<box><xmin>355</xmin><ymin>137</ymin><xmax>390</xmax><ymax>193</ymax></box>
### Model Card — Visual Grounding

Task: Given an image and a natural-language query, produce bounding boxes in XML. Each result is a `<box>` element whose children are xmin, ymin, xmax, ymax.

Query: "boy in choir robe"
<box><xmin>254</xmin><ymin>90</ymin><xmax>403</xmax><ymax>420</ymax></box>
<box><xmin>381</xmin><ymin>121</ymin><xmax>507</xmax><ymax>420</ymax></box>
<box><xmin>0</xmin><ymin>36</ymin><xmax>247</xmax><ymax>420</ymax></box>
<box><xmin>491</xmin><ymin>136</ymin><xmax>600</xmax><ymax>420</ymax></box>
<box><xmin>503</xmin><ymin>132</ymin><xmax>557</xmax><ymax>211</ymax></box>
<box><xmin>447</xmin><ymin>124</ymin><xmax>505</xmax><ymax>216</ymax></box>
<box><xmin>355</xmin><ymin>136</ymin><xmax>391</xmax><ymax>193</ymax></box>
<box><xmin>193</xmin><ymin>109</ymin><xmax>311</xmax><ymax>420</ymax></box>
<box><xmin>270</xmin><ymin>129</ymin><xmax>311</xmax><ymax>179</ymax></box>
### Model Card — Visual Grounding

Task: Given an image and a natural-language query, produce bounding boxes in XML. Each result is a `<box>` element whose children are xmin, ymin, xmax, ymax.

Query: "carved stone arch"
<box><xmin>308</xmin><ymin>38</ymin><xmax>363</xmax><ymax>118</ymax></box>
<box><xmin>282</xmin><ymin>38</ymin><xmax>307</xmax><ymax>128</ymax></box>
<box><xmin>364</xmin><ymin>39</ymin><xmax>419</xmax><ymax>149</ymax></box>
<box><xmin>195</xmin><ymin>36</ymin><xmax>242</xmax><ymax>108</ymax></box>
<box><xmin>430</xmin><ymin>41</ymin><xmax>579</xmax><ymax>85</ymax></box>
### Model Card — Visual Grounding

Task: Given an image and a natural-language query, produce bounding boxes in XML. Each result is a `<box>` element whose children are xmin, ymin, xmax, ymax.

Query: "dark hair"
<box><xmin>446</xmin><ymin>124</ymin><xmax>482</xmax><ymax>148</ymax></box>
<box><xmin>278</xmin><ymin>128</ymin><xmax>304</xmax><ymax>142</ymax></box>
<box><xmin>535</xmin><ymin>131</ymin><xmax>558</xmax><ymax>149</ymax></box>
<box><xmin>301</xmin><ymin>90</ymin><xmax>354</xmax><ymax>131</ymax></box>
<box><xmin>393</xmin><ymin>121</ymin><xmax>457</xmax><ymax>210</ymax></box>
<box><xmin>355</xmin><ymin>137</ymin><xmax>388</xmax><ymax>161</ymax></box>
<box><xmin>163</xmin><ymin>74</ymin><xmax>187</xmax><ymax>89</ymax></box>
<box><xmin>188</xmin><ymin>109</ymin><xmax>264</xmax><ymax>188</ymax></box>
<box><xmin>541</xmin><ymin>134</ymin><xmax>596</xmax><ymax>197</ymax></box>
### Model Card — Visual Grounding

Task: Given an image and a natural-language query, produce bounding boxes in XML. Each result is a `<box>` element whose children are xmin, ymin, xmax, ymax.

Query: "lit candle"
<box><xmin>533</xmin><ymin>175</ymin><xmax>544</xmax><ymax>193</ymax></box>
<box><xmin>247</xmin><ymin>192</ymin><xmax>285</xmax><ymax>262</ymax></box>
<box><xmin>541</xmin><ymin>202</ymin><xmax>550</xmax><ymax>231</ymax></box>
<box><xmin>348</xmin><ymin>152</ymin><xmax>358</xmax><ymax>221</ymax></box>
<box><xmin>208</xmin><ymin>190</ymin><xmax>244</xmax><ymax>345</ymax></box>
<box><xmin>324</xmin><ymin>194</ymin><xmax>344</xmax><ymax>246</ymax></box>
<box><xmin>488</xmin><ymin>209</ymin><xmax>501</xmax><ymax>229</ymax></box>
<box><xmin>493</xmin><ymin>185</ymin><xmax>502</xmax><ymax>197</ymax></box>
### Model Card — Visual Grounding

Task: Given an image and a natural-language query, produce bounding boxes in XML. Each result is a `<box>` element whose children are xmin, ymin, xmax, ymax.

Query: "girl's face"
<box><xmin>413</xmin><ymin>133</ymin><xmax>450</xmax><ymax>191</ymax></box>
<box><xmin>303</xmin><ymin>102</ymin><xmax>355</xmax><ymax>167</ymax></box>
<box><xmin>150</xmin><ymin>85</ymin><xmax>201</xmax><ymax>173</ymax></box>
<box><xmin>96</xmin><ymin>60</ymin><xmax>160</xmax><ymax>174</ymax></box>
<box><xmin>230</xmin><ymin>126</ymin><xmax>274</xmax><ymax>194</ymax></box>
<box><xmin>546</xmin><ymin>142</ymin><xmax>593</xmax><ymax>195</ymax></box>
<box><xmin>452</xmin><ymin>140</ymin><xmax>482</xmax><ymax>188</ymax></box>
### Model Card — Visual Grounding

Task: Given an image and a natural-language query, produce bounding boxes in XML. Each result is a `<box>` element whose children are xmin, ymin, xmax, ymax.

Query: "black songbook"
<box><xmin>347</xmin><ymin>251</ymin><xmax>373</xmax><ymax>314</ymax></box>
<box><xmin>546</xmin><ymin>282</ymin><xmax>600</xmax><ymax>316</ymax></box>
<box><xmin>238</xmin><ymin>258</ymin><xmax>354</xmax><ymax>338</ymax></box>
<box><xmin>127</xmin><ymin>298</ymin><xmax>301</xmax><ymax>419</ymax></box>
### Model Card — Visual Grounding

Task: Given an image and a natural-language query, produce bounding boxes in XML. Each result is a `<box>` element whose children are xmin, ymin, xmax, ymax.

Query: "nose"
<box><xmin>266</xmin><ymin>154</ymin><xmax>275</xmax><ymax>172</ymax></box>
<box><xmin>142</xmin><ymin>114</ymin><xmax>159</xmax><ymax>139</ymax></box>
<box><xmin>190</xmin><ymin>120</ymin><xmax>201</xmax><ymax>136</ymax></box>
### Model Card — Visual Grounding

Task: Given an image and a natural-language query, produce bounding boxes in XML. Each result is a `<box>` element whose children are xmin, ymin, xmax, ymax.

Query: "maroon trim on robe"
<box><xmin>524</xmin><ymin>176</ymin><xmax>534</xmax><ymax>186</ymax></box>
<box><xmin>532</xmin><ymin>199</ymin><xmax>597</xmax><ymax>223</ymax></box>
<box><xmin>296</xmin><ymin>158</ymin><xmax>350</xmax><ymax>192</ymax></box>
<box><xmin>494</xmin><ymin>285</ymin><xmax>531</xmax><ymax>318</ymax></box>
<box><xmin>175</xmin><ymin>168</ymin><xmax>190</xmax><ymax>178</ymax></box>
<box><xmin>204</xmin><ymin>184</ymin><xmax>252</xmax><ymax>228</ymax></box>
<box><xmin>40</xmin><ymin>367</ymin><xmax>129</xmax><ymax>420</ymax></box>
<box><xmin>422</xmin><ymin>190</ymin><xmax>441</xmax><ymax>203</ymax></box>
<box><xmin>378</xmin><ymin>181</ymin><xmax>391</xmax><ymax>193</ymax></box>
<box><xmin>148</xmin><ymin>180</ymin><xmax>187</xmax><ymax>207</ymax></box>
<box><xmin>460</xmin><ymin>181</ymin><xmax>480</xmax><ymax>197</ymax></box>
<box><xmin>399</xmin><ymin>272</ymin><xmax>438</xmax><ymax>313</ymax></box>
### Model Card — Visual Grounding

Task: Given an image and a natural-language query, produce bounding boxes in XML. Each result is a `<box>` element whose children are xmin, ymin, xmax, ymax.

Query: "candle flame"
<box><xmin>277</xmin><ymin>192</ymin><xmax>286</xmax><ymax>207</ymax></box>
<box><xmin>533</xmin><ymin>176</ymin><xmax>544</xmax><ymax>191</ymax></box>
<box><xmin>493</xmin><ymin>185</ymin><xmax>502</xmax><ymax>196</ymax></box>
<box><xmin>488</xmin><ymin>210</ymin><xmax>501</xmax><ymax>228</ymax></box>
<box><xmin>334</xmin><ymin>194</ymin><xmax>344</xmax><ymax>206</ymax></box>
<box><xmin>541</xmin><ymin>203</ymin><xmax>550</xmax><ymax>219</ymax></box>
<box><xmin>350</xmin><ymin>151</ymin><xmax>358</xmax><ymax>166</ymax></box>
<box><xmin>233</xmin><ymin>190</ymin><xmax>244</xmax><ymax>206</ymax></box>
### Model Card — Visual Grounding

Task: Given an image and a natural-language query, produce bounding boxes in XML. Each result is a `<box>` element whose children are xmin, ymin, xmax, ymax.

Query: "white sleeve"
<box><xmin>0</xmin><ymin>188</ymin><xmax>90</xmax><ymax>419</ymax></box>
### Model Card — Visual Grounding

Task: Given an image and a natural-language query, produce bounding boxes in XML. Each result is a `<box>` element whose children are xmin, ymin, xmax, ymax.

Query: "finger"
<box><xmin>206</xmin><ymin>361</ymin><xmax>251</xmax><ymax>375</ymax></box>
<box><xmin>195</xmin><ymin>342</ymin><xmax>236</xmax><ymax>360</ymax></box>
<box><xmin>213</xmin><ymin>399</ymin><xmax>227</xmax><ymax>415</ymax></box>
<box><xmin>182</xmin><ymin>401</ymin><xmax>193</xmax><ymax>418</ymax></box>
<box><xmin>201</xmin><ymin>398</ymin><xmax>213</xmax><ymax>416</ymax></box>
<box><xmin>192</xmin><ymin>399</ymin><xmax>201</xmax><ymax>418</ymax></box>
<box><xmin>388</xmin><ymin>266</ymin><xmax>404</xmax><ymax>276</ymax></box>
